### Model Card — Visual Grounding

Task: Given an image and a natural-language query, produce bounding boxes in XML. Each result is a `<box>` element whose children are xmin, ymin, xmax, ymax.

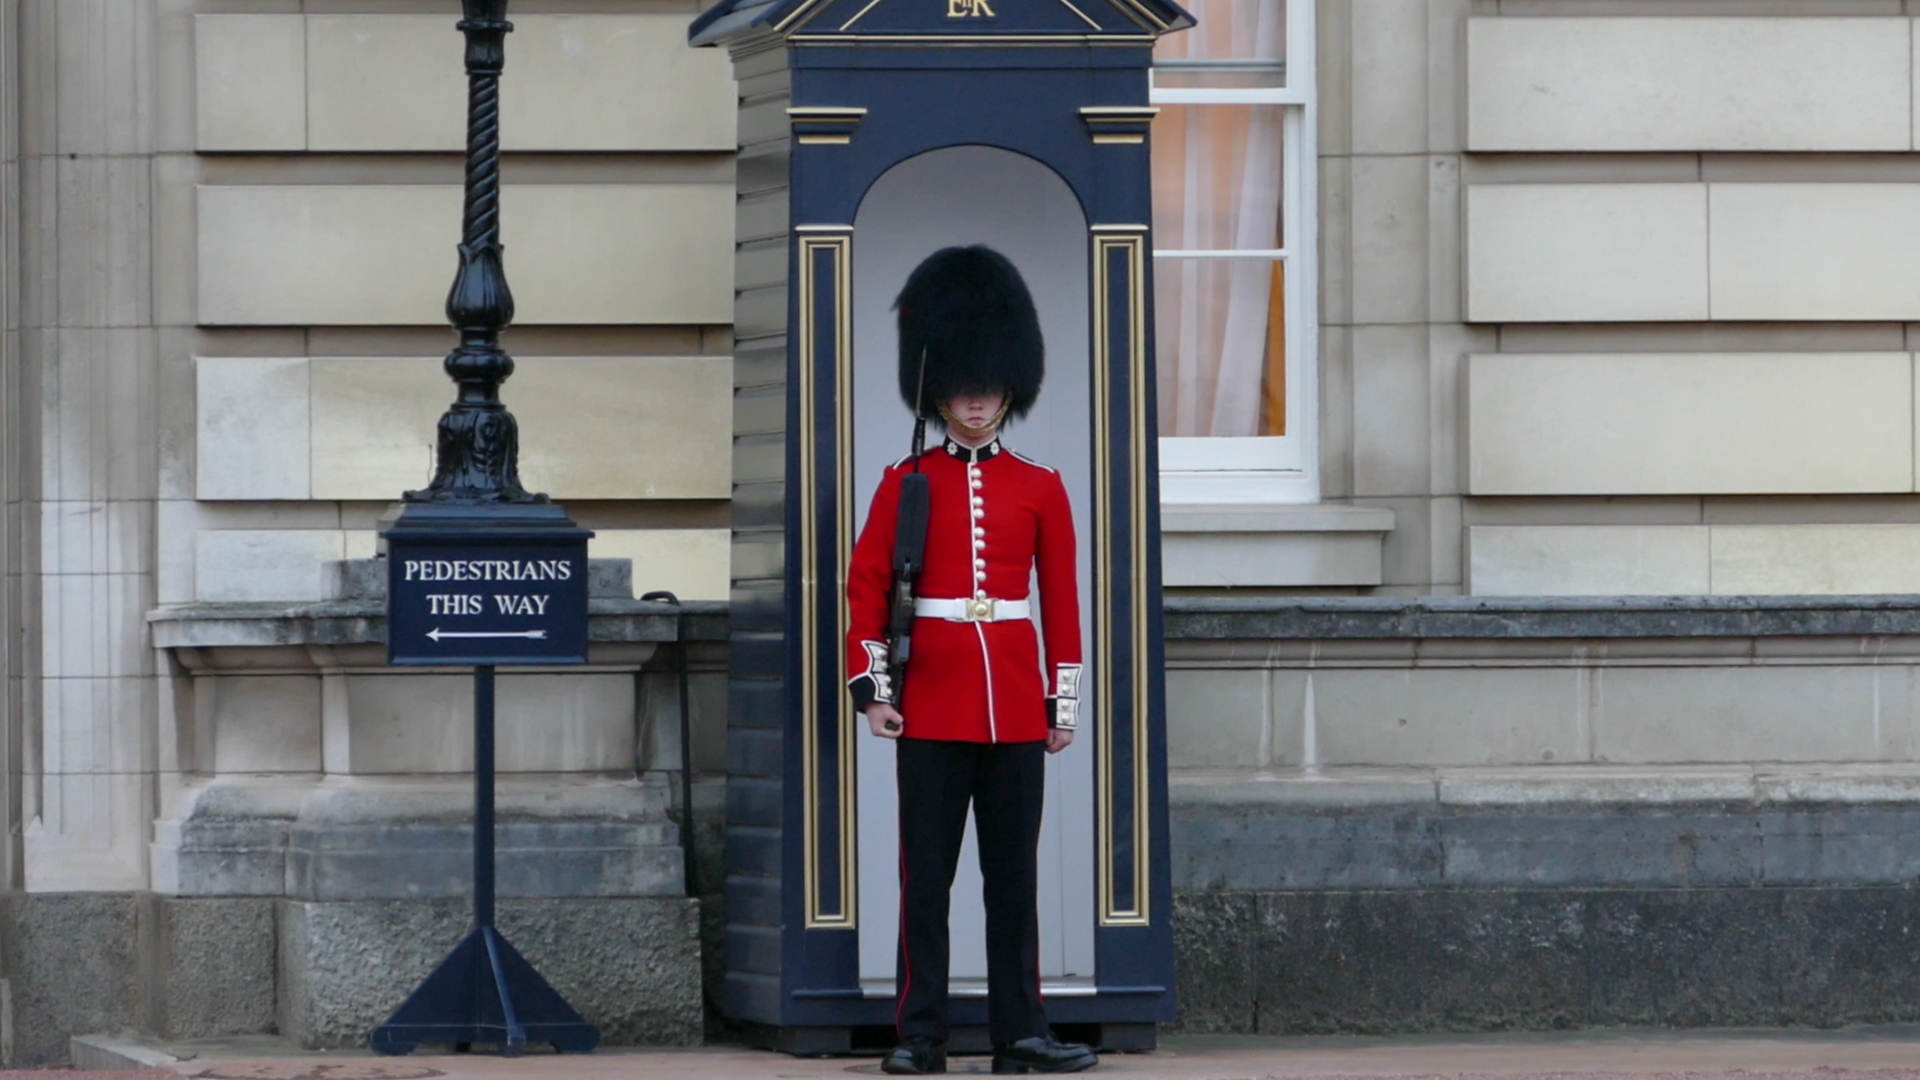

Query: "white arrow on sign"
<box><xmin>427</xmin><ymin>628</ymin><xmax>549</xmax><ymax>642</ymax></box>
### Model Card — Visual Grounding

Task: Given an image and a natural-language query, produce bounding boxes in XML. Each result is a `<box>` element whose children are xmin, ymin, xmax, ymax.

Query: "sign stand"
<box><xmin>371</xmin><ymin>664</ymin><xmax>598</xmax><ymax>1055</ymax></box>
<box><xmin>369</xmin><ymin>0</ymin><xmax>599</xmax><ymax>1056</ymax></box>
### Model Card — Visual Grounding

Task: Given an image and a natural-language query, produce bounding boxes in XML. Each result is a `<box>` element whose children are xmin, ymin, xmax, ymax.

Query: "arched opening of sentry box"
<box><xmin>849</xmin><ymin>144</ymin><xmax>1096</xmax><ymax>999</ymax></box>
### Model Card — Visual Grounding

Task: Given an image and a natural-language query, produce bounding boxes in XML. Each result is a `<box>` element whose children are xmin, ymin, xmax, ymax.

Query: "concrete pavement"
<box><xmin>34</xmin><ymin>1027</ymin><xmax>1920</xmax><ymax>1080</ymax></box>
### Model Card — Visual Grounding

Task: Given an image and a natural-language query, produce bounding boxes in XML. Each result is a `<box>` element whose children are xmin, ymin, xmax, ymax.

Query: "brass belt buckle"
<box><xmin>967</xmin><ymin>598</ymin><xmax>994</xmax><ymax>621</ymax></box>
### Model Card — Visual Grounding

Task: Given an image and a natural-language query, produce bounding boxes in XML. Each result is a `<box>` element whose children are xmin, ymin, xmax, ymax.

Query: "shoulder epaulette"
<box><xmin>1005</xmin><ymin>448</ymin><xmax>1058</xmax><ymax>474</ymax></box>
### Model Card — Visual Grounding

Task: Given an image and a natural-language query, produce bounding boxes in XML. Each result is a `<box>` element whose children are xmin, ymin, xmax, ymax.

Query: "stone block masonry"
<box><xmin>279</xmin><ymin>897</ymin><xmax>702</xmax><ymax>1050</ymax></box>
<box><xmin>0</xmin><ymin>893</ymin><xmax>701</xmax><ymax>1065</ymax></box>
<box><xmin>1172</xmin><ymin>886</ymin><xmax>1920</xmax><ymax>1035</ymax></box>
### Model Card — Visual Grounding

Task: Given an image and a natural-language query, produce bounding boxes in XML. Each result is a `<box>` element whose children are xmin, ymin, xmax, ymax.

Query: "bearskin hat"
<box><xmin>893</xmin><ymin>245</ymin><xmax>1045</xmax><ymax>420</ymax></box>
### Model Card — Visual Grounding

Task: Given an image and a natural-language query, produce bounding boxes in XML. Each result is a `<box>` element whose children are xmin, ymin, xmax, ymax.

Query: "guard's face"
<box><xmin>946</xmin><ymin>390</ymin><xmax>1007</xmax><ymax>429</ymax></box>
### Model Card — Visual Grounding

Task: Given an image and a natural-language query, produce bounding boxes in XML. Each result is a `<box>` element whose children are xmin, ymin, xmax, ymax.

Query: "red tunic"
<box><xmin>846</xmin><ymin>437</ymin><xmax>1084</xmax><ymax>744</ymax></box>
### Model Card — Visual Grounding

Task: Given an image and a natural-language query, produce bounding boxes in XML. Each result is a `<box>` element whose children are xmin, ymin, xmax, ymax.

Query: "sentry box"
<box><xmin>385</xmin><ymin>504</ymin><xmax>592</xmax><ymax>668</ymax></box>
<box><xmin>691</xmin><ymin>0</ymin><xmax>1194</xmax><ymax>1054</ymax></box>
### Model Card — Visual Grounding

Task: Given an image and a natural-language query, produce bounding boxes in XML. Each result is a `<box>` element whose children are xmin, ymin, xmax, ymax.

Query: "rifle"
<box><xmin>882</xmin><ymin>353</ymin><xmax>933</xmax><ymax>730</ymax></box>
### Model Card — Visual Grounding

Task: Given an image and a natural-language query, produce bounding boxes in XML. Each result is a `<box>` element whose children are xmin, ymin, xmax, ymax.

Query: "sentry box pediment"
<box><xmin>690</xmin><ymin>0</ymin><xmax>1189</xmax><ymax>45</ymax></box>
<box><xmin>692</xmin><ymin>0</ymin><xmax>1190</xmax><ymax>1053</ymax></box>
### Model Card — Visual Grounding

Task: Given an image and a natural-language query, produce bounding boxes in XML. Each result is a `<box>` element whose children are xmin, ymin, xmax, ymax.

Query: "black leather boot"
<box><xmin>991</xmin><ymin>1035</ymin><xmax>1097</xmax><ymax>1074</ymax></box>
<box><xmin>883</xmin><ymin>1035</ymin><xmax>948</xmax><ymax>1075</ymax></box>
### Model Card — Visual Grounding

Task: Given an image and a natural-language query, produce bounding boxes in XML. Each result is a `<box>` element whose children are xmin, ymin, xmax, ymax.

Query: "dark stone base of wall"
<box><xmin>0</xmin><ymin>893</ymin><xmax>701</xmax><ymax>1065</ymax></box>
<box><xmin>281</xmin><ymin>897</ymin><xmax>703</xmax><ymax>1049</ymax></box>
<box><xmin>1173</xmin><ymin>886</ymin><xmax>1920</xmax><ymax>1034</ymax></box>
<box><xmin>1</xmin><ymin>893</ymin><xmax>141</xmax><ymax>1066</ymax></box>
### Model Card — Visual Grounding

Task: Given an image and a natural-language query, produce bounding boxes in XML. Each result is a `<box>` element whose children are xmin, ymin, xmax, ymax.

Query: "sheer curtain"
<box><xmin>1151</xmin><ymin>0</ymin><xmax>1286</xmax><ymax>438</ymax></box>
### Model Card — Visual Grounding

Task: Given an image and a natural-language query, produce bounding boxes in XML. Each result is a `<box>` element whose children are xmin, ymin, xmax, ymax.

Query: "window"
<box><xmin>1151</xmin><ymin>0</ymin><xmax>1316</xmax><ymax>503</ymax></box>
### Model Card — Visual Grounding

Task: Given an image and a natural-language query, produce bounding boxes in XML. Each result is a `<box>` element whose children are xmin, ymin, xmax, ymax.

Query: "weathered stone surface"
<box><xmin>1173</xmin><ymin>808</ymin><xmax>1440</xmax><ymax>890</ymax></box>
<box><xmin>2</xmin><ymin>893</ymin><xmax>140</xmax><ymax>1065</ymax></box>
<box><xmin>1255</xmin><ymin>890</ymin><xmax>1587</xmax><ymax>1034</ymax></box>
<box><xmin>498</xmin><ymin>898</ymin><xmax>703</xmax><ymax>1046</ymax></box>
<box><xmin>1762</xmin><ymin>809</ymin><xmax>1920</xmax><ymax>886</ymax></box>
<box><xmin>1438</xmin><ymin>810</ymin><xmax>1766</xmax><ymax>888</ymax></box>
<box><xmin>285</xmin><ymin>821</ymin><xmax>682</xmax><ymax>901</ymax></box>
<box><xmin>277</xmin><ymin>896</ymin><xmax>700</xmax><ymax>1049</ymax></box>
<box><xmin>1587</xmin><ymin>889</ymin><xmax>1783</xmax><ymax>1027</ymax></box>
<box><xmin>1173</xmin><ymin>799</ymin><xmax>1920</xmax><ymax>892</ymax></box>
<box><xmin>1775</xmin><ymin>886</ymin><xmax>1920</xmax><ymax>1026</ymax></box>
<box><xmin>145</xmin><ymin>896</ymin><xmax>276</xmax><ymax>1039</ymax></box>
<box><xmin>1168</xmin><ymin>892</ymin><xmax>1257</xmax><ymax>1034</ymax></box>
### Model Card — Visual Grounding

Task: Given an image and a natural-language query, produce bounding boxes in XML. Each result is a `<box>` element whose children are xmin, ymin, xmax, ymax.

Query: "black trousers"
<box><xmin>895</xmin><ymin>737</ymin><xmax>1048</xmax><ymax>1046</ymax></box>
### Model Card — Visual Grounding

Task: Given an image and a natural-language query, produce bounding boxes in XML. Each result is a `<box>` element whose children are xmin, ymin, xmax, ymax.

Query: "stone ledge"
<box><xmin>1166</xmin><ymin>594</ymin><xmax>1920</xmax><ymax>640</ymax></box>
<box><xmin>154</xmin><ymin>776</ymin><xmax>685</xmax><ymax>900</ymax></box>
<box><xmin>1170</xmin><ymin>766</ymin><xmax>1920</xmax><ymax>892</ymax></box>
<box><xmin>1162</xmin><ymin>504</ymin><xmax>1393</xmax><ymax>588</ymax></box>
<box><xmin>1162</xmin><ymin>503</ymin><xmax>1396</xmax><ymax>533</ymax></box>
<box><xmin>1171</xmin><ymin>764</ymin><xmax>1920</xmax><ymax>809</ymax></box>
<box><xmin>70</xmin><ymin>1033</ymin><xmax>183</xmax><ymax>1070</ymax></box>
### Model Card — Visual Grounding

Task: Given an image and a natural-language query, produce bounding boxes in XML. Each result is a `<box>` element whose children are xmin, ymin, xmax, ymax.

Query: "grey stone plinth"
<box><xmin>1165</xmin><ymin>594</ymin><xmax>1920</xmax><ymax>640</ymax></box>
<box><xmin>156</xmin><ymin>777</ymin><xmax>685</xmax><ymax>902</ymax></box>
<box><xmin>1</xmin><ymin>894</ymin><xmax>139</xmax><ymax>1066</ymax></box>
<box><xmin>1171</xmin><ymin>767</ymin><xmax>1920</xmax><ymax>891</ymax></box>
<box><xmin>152</xmin><ymin>781</ymin><xmax>306</xmax><ymax>898</ymax></box>
<box><xmin>278</xmin><ymin>896</ymin><xmax>701</xmax><ymax>1049</ymax></box>
<box><xmin>143</xmin><ymin>897</ymin><xmax>277</xmax><ymax>1039</ymax></box>
<box><xmin>287</xmin><ymin>821</ymin><xmax>682</xmax><ymax>901</ymax></box>
<box><xmin>284</xmin><ymin>779</ymin><xmax>683</xmax><ymax>901</ymax></box>
<box><xmin>1169</xmin><ymin>892</ymin><xmax>1258</xmax><ymax>1033</ymax></box>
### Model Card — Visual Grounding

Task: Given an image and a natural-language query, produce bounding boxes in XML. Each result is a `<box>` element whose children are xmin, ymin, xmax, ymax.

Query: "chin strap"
<box><xmin>938</xmin><ymin>400</ymin><xmax>1010</xmax><ymax>437</ymax></box>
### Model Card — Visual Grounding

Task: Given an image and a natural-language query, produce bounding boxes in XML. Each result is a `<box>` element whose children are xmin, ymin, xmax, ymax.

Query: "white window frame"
<box><xmin>1150</xmin><ymin>0</ymin><xmax>1318</xmax><ymax>505</ymax></box>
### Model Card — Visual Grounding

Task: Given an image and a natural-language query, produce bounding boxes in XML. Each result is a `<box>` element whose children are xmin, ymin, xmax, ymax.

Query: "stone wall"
<box><xmin>1160</xmin><ymin>597</ymin><xmax>1920</xmax><ymax>1033</ymax></box>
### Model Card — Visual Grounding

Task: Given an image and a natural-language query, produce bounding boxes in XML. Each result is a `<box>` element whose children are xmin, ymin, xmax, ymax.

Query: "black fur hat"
<box><xmin>894</xmin><ymin>245</ymin><xmax>1045</xmax><ymax>420</ymax></box>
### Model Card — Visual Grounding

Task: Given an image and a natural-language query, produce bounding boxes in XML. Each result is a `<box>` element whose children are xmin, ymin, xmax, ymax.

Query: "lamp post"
<box><xmin>413</xmin><ymin>0</ymin><xmax>534</xmax><ymax>505</ymax></box>
<box><xmin>370</xmin><ymin>0</ymin><xmax>599</xmax><ymax>1055</ymax></box>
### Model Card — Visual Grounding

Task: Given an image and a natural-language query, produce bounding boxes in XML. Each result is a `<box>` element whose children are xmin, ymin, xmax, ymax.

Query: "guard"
<box><xmin>846</xmin><ymin>246</ymin><xmax>1095</xmax><ymax>1075</ymax></box>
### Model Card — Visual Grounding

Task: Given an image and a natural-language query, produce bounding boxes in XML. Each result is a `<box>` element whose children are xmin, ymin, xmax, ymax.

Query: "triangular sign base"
<box><xmin>371</xmin><ymin>926</ymin><xmax>600</xmax><ymax>1056</ymax></box>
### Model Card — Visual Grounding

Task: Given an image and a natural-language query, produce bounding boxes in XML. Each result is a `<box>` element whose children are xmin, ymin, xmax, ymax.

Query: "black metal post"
<box><xmin>369</xmin><ymin>0</ymin><xmax>596</xmax><ymax>1054</ymax></box>
<box><xmin>474</xmin><ymin>664</ymin><xmax>497</xmax><ymax>929</ymax></box>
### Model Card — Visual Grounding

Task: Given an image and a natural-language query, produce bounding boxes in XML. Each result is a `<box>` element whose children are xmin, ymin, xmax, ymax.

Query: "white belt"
<box><xmin>915</xmin><ymin>596</ymin><xmax>1031</xmax><ymax>623</ymax></box>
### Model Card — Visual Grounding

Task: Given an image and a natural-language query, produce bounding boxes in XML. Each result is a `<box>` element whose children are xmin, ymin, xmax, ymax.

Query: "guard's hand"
<box><xmin>1046</xmin><ymin>728</ymin><xmax>1074</xmax><ymax>754</ymax></box>
<box><xmin>866</xmin><ymin>703</ymin><xmax>904</xmax><ymax>739</ymax></box>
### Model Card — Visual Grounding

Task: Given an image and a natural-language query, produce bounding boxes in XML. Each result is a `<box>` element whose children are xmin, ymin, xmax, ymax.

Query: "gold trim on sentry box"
<box><xmin>799</xmin><ymin>231</ymin><xmax>858</xmax><ymax>930</ymax></box>
<box><xmin>1090</xmin><ymin>232</ymin><xmax>1151</xmax><ymax>928</ymax></box>
<box><xmin>787</xmin><ymin>107</ymin><xmax>871</xmax><ymax>121</ymax></box>
<box><xmin>1053</xmin><ymin>0</ymin><xmax>1105</xmax><ymax>31</ymax></box>
<box><xmin>1092</xmin><ymin>134</ymin><xmax>1145</xmax><ymax>145</ymax></box>
<box><xmin>799</xmin><ymin>135</ymin><xmax>854</xmax><ymax>145</ymax></box>
<box><xmin>1079</xmin><ymin>106</ymin><xmax>1161</xmax><ymax>122</ymax></box>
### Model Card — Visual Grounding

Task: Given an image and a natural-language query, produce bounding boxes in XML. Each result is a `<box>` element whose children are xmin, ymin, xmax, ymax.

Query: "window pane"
<box><xmin>1154</xmin><ymin>257</ymin><xmax>1286</xmax><ymax>438</ymax></box>
<box><xmin>1154</xmin><ymin>0</ymin><xmax>1285</xmax><ymax>72</ymax></box>
<box><xmin>1151</xmin><ymin>104</ymin><xmax>1285</xmax><ymax>251</ymax></box>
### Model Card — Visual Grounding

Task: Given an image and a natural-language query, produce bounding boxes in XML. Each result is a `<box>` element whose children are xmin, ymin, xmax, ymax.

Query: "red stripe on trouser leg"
<box><xmin>897</xmin><ymin>816</ymin><xmax>912</xmax><ymax>1033</ymax></box>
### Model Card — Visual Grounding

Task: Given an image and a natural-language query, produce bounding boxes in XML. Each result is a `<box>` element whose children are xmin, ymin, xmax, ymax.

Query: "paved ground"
<box><xmin>20</xmin><ymin>1028</ymin><xmax>1920</xmax><ymax>1080</ymax></box>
